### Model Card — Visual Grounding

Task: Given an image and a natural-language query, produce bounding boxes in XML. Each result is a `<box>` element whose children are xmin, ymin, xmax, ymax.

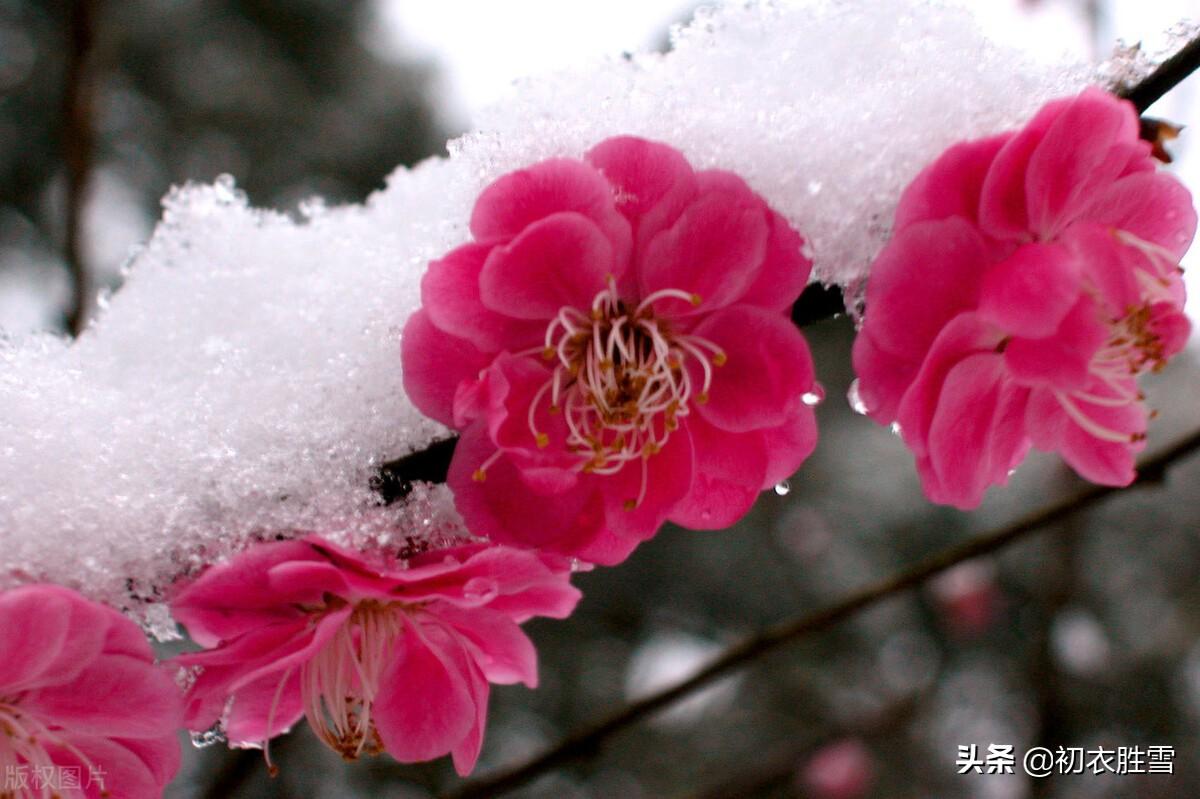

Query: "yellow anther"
<box><xmin>623</xmin><ymin>498</ymin><xmax>637</xmax><ymax>511</ymax></box>
<box><xmin>712</xmin><ymin>351</ymin><xmax>727</xmax><ymax>367</ymax></box>
<box><xmin>535</xmin><ymin>432</ymin><xmax>549</xmax><ymax>449</ymax></box>
<box><xmin>472</xmin><ymin>468</ymin><xmax>488</xmax><ymax>482</ymax></box>
<box><xmin>697</xmin><ymin>392</ymin><xmax>709</xmax><ymax>404</ymax></box>
<box><xmin>542</xmin><ymin>347</ymin><xmax>556</xmax><ymax>360</ymax></box>
<box><xmin>690</xmin><ymin>293</ymin><xmax>703</xmax><ymax>306</ymax></box>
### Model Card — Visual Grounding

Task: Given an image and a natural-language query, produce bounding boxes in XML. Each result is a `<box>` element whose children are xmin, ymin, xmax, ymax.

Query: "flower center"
<box><xmin>0</xmin><ymin>699</ymin><xmax>109</xmax><ymax>797</ymax></box>
<box><xmin>1052</xmin><ymin>229</ymin><xmax>1184</xmax><ymax>443</ymax></box>
<box><xmin>520</xmin><ymin>280</ymin><xmax>725</xmax><ymax>508</ymax></box>
<box><xmin>297</xmin><ymin>601</ymin><xmax>401</xmax><ymax>762</ymax></box>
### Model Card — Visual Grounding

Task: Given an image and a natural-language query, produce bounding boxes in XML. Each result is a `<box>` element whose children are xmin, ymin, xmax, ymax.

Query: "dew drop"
<box><xmin>801</xmin><ymin>382</ymin><xmax>826</xmax><ymax>406</ymax></box>
<box><xmin>774</xmin><ymin>480</ymin><xmax>792</xmax><ymax>496</ymax></box>
<box><xmin>847</xmin><ymin>379</ymin><xmax>868</xmax><ymax>415</ymax></box>
<box><xmin>889</xmin><ymin>421</ymin><xmax>902</xmax><ymax>436</ymax></box>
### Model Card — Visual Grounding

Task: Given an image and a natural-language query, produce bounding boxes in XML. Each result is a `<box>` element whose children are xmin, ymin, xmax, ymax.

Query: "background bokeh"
<box><xmin>2</xmin><ymin>1</ymin><xmax>1199</xmax><ymax>797</ymax></box>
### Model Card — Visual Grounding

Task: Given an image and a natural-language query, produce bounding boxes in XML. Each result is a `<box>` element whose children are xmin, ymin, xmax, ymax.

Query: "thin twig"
<box><xmin>445</xmin><ymin>427</ymin><xmax>1200</xmax><ymax>799</ymax></box>
<box><xmin>63</xmin><ymin>0</ymin><xmax>98</xmax><ymax>335</ymax></box>
<box><xmin>374</xmin><ymin>25</ymin><xmax>1200</xmax><ymax>499</ymax></box>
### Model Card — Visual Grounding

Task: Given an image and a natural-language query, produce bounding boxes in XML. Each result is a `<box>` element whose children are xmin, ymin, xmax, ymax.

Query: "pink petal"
<box><xmin>0</xmin><ymin>585</ymin><xmax>108</xmax><ymax>693</ymax></box>
<box><xmin>639</xmin><ymin>189</ymin><xmax>768</xmax><ymax>315</ymax></box>
<box><xmin>483</xmin><ymin>353</ymin><xmax>578</xmax><ymax>473</ymax></box>
<box><xmin>977</xmin><ymin>242</ymin><xmax>1082</xmax><ymax>338</ymax></box>
<box><xmin>585</xmin><ymin>136</ymin><xmax>699</xmax><ymax>254</ymax></box>
<box><xmin>1024</xmin><ymin>89</ymin><xmax>1141</xmax><ymax>236</ymax></box>
<box><xmin>859</xmin><ymin>217</ymin><xmax>992</xmax><ymax>361</ymax></box>
<box><xmin>1003</xmin><ymin>296</ymin><xmax>1108</xmax><ymax>390</ymax></box>
<box><xmin>692</xmin><ymin>305</ymin><xmax>815</xmax><ymax>433</ymax></box>
<box><xmin>222</xmin><ymin>668</ymin><xmax>305</xmax><ymax>745</ymax></box>
<box><xmin>1028</xmin><ymin>382</ymin><xmax>1145</xmax><ymax>486</ymax></box>
<box><xmin>895</xmin><ymin>133</ymin><xmax>1010</xmax><ymax>229</ymax></box>
<box><xmin>978</xmin><ymin>95</ymin><xmax>1072</xmax><ymax>239</ymax></box>
<box><xmin>469</xmin><ymin>157</ymin><xmax>631</xmax><ymax>267</ymax></box>
<box><xmin>736</xmin><ymin>208</ymin><xmax>814</xmax><ymax>313</ymax></box>
<box><xmin>448</xmin><ymin>422</ymin><xmax>607</xmax><ymax>557</ymax></box>
<box><xmin>669</xmin><ymin>415</ymin><xmax>767</xmax><ymax>530</ymax></box>
<box><xmin>432</xmin><ymin>606</ymin><xmax>538</xmax><ymax>687</ymax></box>
<box><xmin>924</xmin><ymin>353</ymin><xmax>1020</xmax><ymax>508</ymax></box>
<box><xmin>1078</xmin><ymin>170</ymin><xmax>1198</xmax><ymax>259</ymax></box>
<box><xmin>24</xmin><ymin>654</ymin><xmax>183</xmax><ymax>739</ymax></box>
<box><xmin>169</xmin><ymin>540</ymin><xmax>319</xmax><ymax>646</ymax></box>
<box><xmin>593</xmin><ymin>424</ymin><xmax>695</xmax><ymax>557</ymax></box>
<box><xmin>47</xmin><ymin>734</ymin><xmax>176</xmax><ymax>799</ymax></box>
<box><xmin>401</xmin><ymin>309</ymin><xmax>493</xmax><ymax>428</ymax></box>
<box><xmin>422</xmin><ymin>242</ymin><xmax>544</xmax><ymax>351</ymax></box>
<box><xmin>760</xmin><ymin>405</ymin><xmax>819</xmax><ymax>488</ymax></box>
<box><xmin>1062</xmin><ymin>224</ymin><xmax>1141</xmax><ymax>312</ymax></box>
<box><xmin>479</xmin><ymin>212</ymin><xmax>618</xmax><ymax>320</ymax></box>
<box><xmin>107</xmin><ymin>734</ymin><xmax>182</xmax><ymax>795</ymax></box>
<box><xmin>373</xmin><ymin>621</ymin><xmax>479</xmax><ymax>767</ymax></box>
<box><xmin>850</xmin><ymin>328</ymin><xmax>923</xmax><ymax>423</ymax></box>
<box><xmin>895</xmin><ymin>312</ymin><xmax>1003</xmax><ymax>457</ymax></box>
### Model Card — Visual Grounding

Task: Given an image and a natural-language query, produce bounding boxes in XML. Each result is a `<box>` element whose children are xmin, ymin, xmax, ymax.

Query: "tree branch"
<box><xmin>443</xmin><ymin>427</ymin><xmax>1200</xmax><ymax>799</ymax></box>
<box><xmin>63</xmin><ymin>0</ymin><xmax>99</xmax><ymax>336</ymax></box>
<box><xmin>374</xmin><ymin>26</ymin><xmax>1200</xmax><ymax>500</ymax></box>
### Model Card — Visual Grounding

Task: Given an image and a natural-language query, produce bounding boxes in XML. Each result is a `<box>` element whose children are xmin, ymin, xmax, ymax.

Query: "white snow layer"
<box><xmin>1</xmin><ymin>0</ymin><xmax>1097</xmax><ymax>629</ymax></box>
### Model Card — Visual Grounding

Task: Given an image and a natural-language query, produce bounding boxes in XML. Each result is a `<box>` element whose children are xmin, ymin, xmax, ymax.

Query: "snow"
<box><xmin>0</xmin><ymin>0</ymin><xmax>1122</xmax><ymax>631</ymax></box>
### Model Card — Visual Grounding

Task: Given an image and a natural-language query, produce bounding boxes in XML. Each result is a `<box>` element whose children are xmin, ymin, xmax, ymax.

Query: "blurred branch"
<box><xmin>374</xmin><ymin>27</ymin><xmax>1200</xmax><ymax>500</ymax></box>
<box><xmin>445</xmin><ymin>427</ymin><xmax>1200</xmax><ymax>799</ymax></box>
<box><xmin>1116</xmin><ymin>29</ymin><xmax>1200</xmax><ymax>113</ymax></box>
<box><xmin>63</xmin><ymin>0</ymin><xmax>99</xmax><ymax>335</ymax></box>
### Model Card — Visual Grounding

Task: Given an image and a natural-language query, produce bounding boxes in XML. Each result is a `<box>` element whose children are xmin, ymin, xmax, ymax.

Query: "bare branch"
<box><xmin>444</xmin><ymin>427</ymin><xmax>1200</xmax><ymax>799</ymax></box>
<box><xmin>63</xmin><ymin>0</ymin><xmax>99</xmax><ymax>336</ymax></box>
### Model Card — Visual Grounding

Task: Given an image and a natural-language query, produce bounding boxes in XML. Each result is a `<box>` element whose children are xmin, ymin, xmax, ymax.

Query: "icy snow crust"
<box><xmin>0</xmin><ymin>0</ymin><xmax>1088</xmax><ymax>631</ymax></box>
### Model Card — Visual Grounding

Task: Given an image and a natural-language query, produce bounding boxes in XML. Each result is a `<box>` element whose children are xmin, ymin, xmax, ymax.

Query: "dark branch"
<box><xmin>1116</xmin><ymin>31</ymin><xmax>1200</xmax><ymax>112</ymax></box>
<box><xmin>374</xmin><ymin>29</ymin><xmax>1200</xmax><ymax>500</ymax></box>
<box><xmin>63</xmin><ymin>0</ymin><xmax>98</xmax><ymax>336</ymax></box>
<box><xmin>443</xmin><ymin>427</ymin><xmax>1200</xmax><ymax>799</ymax></box>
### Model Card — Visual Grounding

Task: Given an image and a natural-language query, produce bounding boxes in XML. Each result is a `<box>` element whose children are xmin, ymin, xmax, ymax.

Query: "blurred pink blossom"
<box><xmin>853</xmin><ymin>88</ymin><xmax>1196</xmax><ymax>508</ymax></box>
<box><xmin>404</xmin><ymin>136</ymin><xmax>819</xmax><ymax>564</ymax></box>
<box><xmin>171</xmin><ymin>537</ymin><xmax>580</xmax><ymax>775</ymax></box>
<box><xmin>0</xmin><ymin>584</ymin><xmax>182</xmax><ymax>799</ymax></box>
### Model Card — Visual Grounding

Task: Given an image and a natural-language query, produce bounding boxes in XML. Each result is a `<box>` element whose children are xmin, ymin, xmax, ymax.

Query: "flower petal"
<box><xmin>469</xmin><ymin>157</ymin><xmax>631</xmax><ymax>266</ymax></box>
<box><xmin>595</xmin><ymin>424</ymin><xmax>694</xmax><ymax>555</ymax></box>
<box><xmin>374</xmin><ymin>621</ymin><xmax>479</xmax><ymax>767</ymax></box>
<box><xmin>895</xmin><ymin>133</ymin><xmax>1010</xmax><ymax>229</ymax></box>
<box><xmin>977</xmin><ymin>242</ymin><xmax>1082</xmax><ymax>338</ymax></box>
<box><xmin>432</xmin><ymin>606</ymin><xmax>538</xmax><ymax>687</ymax></box>
<box><xmin>448</xmin><ymin>422</ymin><xmax>607</xmax><ymax>557</ymax></box>
<box><xmin>639</xmin><ymin>188</ymin><xmax>768</xmax><ymax>315</ymax></box>
<box><xmin>585</xmin><ymin>136</ymin><xmax>699</xmax><ymax>254</ymax></box>
<box><xmin>1003</xmin><ymin>296</ymin><xmax>1108</xmax><ymax>390</ymax></box>
<box><xmin>0</xmin><ymin>585</ymin><xmax>107</xmax><ymax>693</ymax></box>
<box><xmin>479</xmin><ymin>212</ymin><xmax>618</xmax><ymax>320</ymax></box>
<box><xmin>1078</xmin><ymin>170</ymin><xmax>1198</xmax><ymax>259</ymax></box>
<box><xmin>736</xmin><ymin>207</ymin><xmax>813</xmax><ymax>313</ymax></box>
<box><xmin>760</xmin><ymin>405</ymin><xmax>819</xmax><ymax>488</ymax></box>
<box><xmin>422</xmin><ymin>242</ymin><xmax>544</xmax><ymax>351</ymax></box>
<box><xmin>1024</xmin><ymin>89</ymin><xmax>1141</xmax><ymax>236</ymax></box>
<box><xmin>859</xmin><ymin>217</ymin><xmax>992</xmax><ymax>361</ymax></box>
<box><xmin>692</xmin><ymin>305</ymin><xmax>815</xmax><ymax>433</ymax></box>
<box><xmin>668</xmin><ymin>415</ymin><xmax>767</xmax><ymax>529</ymax></box>
<box><xmin>401</xmin><ymin>309</ymin><xmax>492</xmax><ymax>428</ymax></box>
<box><xmin>24</xmin><ymin>654</ymin><xmax>183</xmax><ymax>739</ymax></box>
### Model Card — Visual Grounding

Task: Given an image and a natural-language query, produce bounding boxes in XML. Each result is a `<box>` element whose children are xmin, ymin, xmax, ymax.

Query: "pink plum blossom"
<box><xmin>403</xmin><ymin>136</ymin><xmax>819</xmax><ymax>564</ymax></box>
<box><xmin>852</xmin><ymin>88</ymin><xmax>1196</xmax><ymax>508</ymax></box>
<box><xmin>0</xmin><ymin>584</ymin><xmax>182</xmax><ymax>799</ymax></box>
<box><xmin>170</xmin><ymin>536</ymin><xmax>581</xmax><ymax>776</ymax></box>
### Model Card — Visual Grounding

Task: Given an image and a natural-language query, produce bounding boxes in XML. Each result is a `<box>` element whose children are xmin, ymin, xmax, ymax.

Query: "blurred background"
<box><xmin>3</xmin><ymin>1</ymin><xmax>1200</xmax><ymax>797</ymax></box>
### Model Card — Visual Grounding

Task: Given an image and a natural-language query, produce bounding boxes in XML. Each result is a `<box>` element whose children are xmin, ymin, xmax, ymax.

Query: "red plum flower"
<box><xmin>0</xmin><ymin>584</ymin><xmax>182</xmax><ymax>799</ymax></box>
<box><xmin>170</xmin><ymin>537</ymin><xmax>580</xmax><ymax>776</ymax></box>
<box><xmin>403</xmin><ymin>136</ymin><xmax>819</xmax><ymax>564</ymax></box>
<box><xmin>853</xmin><ymin>88</ymin><xmax>1196</xmax><ymax>508</ymax></box>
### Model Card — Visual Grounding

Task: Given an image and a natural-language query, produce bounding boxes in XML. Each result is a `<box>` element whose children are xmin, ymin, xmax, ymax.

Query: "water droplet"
<box><xmin>889</xmin><ymin>421</ymin><xmax>903</xmax><ymax>436</ymax></box>
<box><xmin>807</xmin><ymin>180</ymin><xmax>823</xmax><ymax>195</ymax></box>
<box><xmin>774</xmin><ymin>480</ymin><xmax>791</xmax><ymax>496</ymax></box>
<box><xmin>847</xmin><ymin>379</ymin><xmax>868</xmax><ymax>415</ymax></box>
<box><xmin>190</xmin><ymin>725</ymin><xmax>226</xmax><ymax>749</ymax></box>
<box><xmin>801</xmin><ymin>382</ymin><xmax>825</xmax><ymax>406</ymax></box>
